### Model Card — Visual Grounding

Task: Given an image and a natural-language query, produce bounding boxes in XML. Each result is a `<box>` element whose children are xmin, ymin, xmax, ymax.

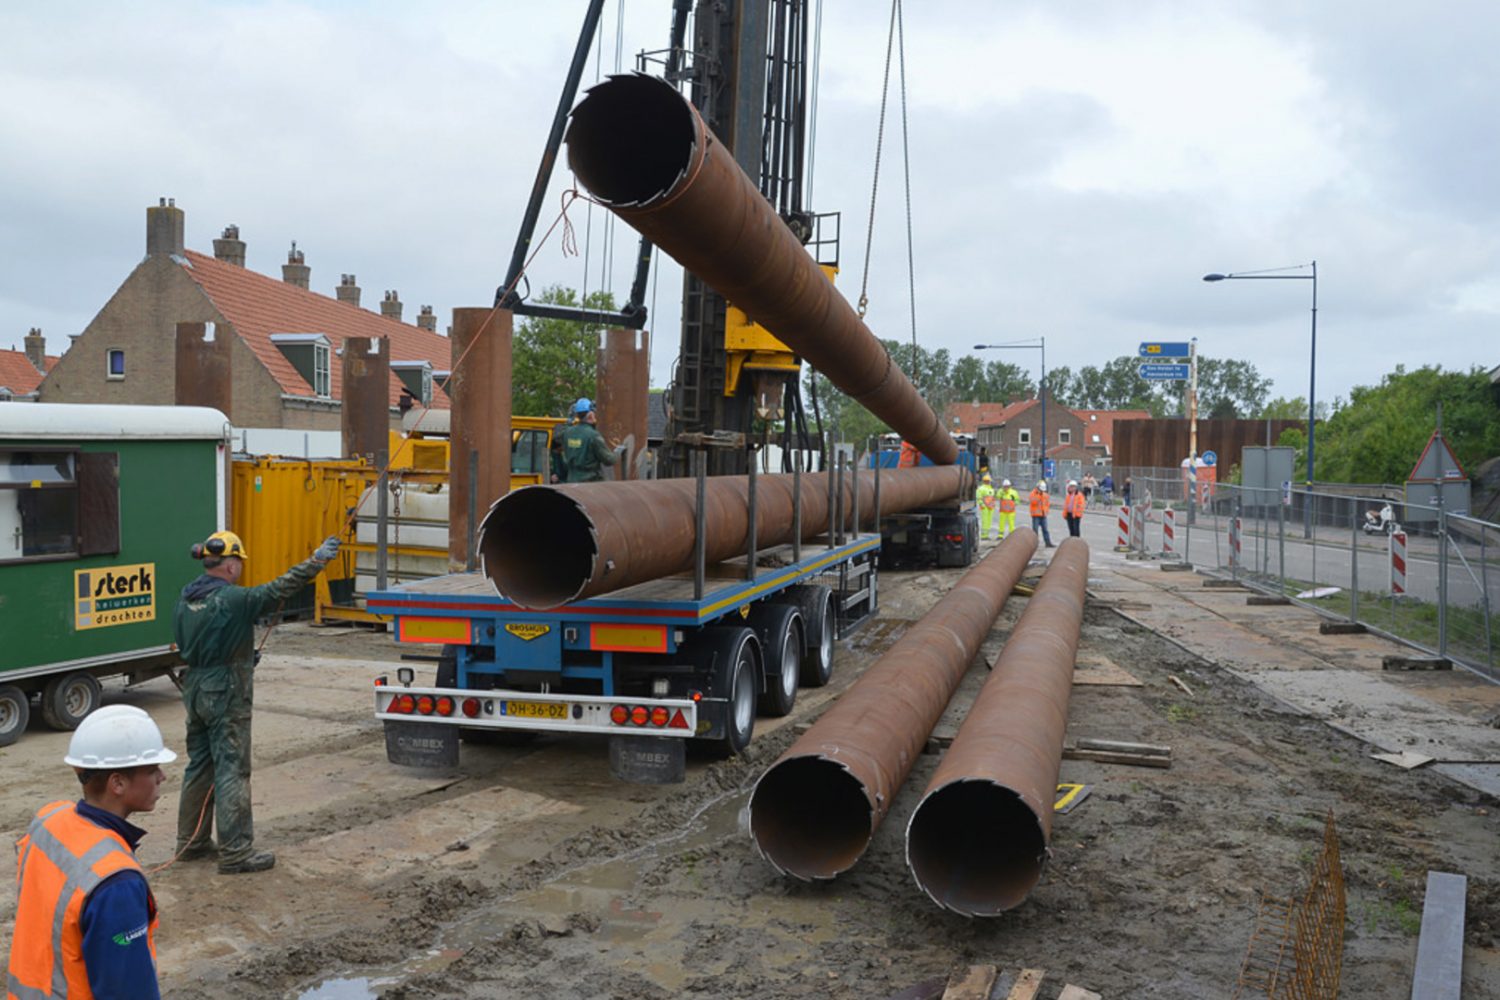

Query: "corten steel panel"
<box><xmin>174</xmin><ymin>321</ymin><xmax>233</xmax><ymax>416</ymax></box>
<box><xmin>1113</xmin><ymin>418</ymin><xmax>1303</xmax><ymax>470</ymax></box>
<box><xmin>341</xmin><ymin>336</ymin><xmax>390</xmax><ymax>463</ymax></box>
<box><xmin>906</xmin><ymin>537</ymin><xmax>1089</xmax><ymax>915</ymax></box>
<box><xmin>745</xmin><ymin>529</ymin><xmax>1038</xmax><ymax>880</ymax></box>
<box><xmin>564</xmin><ymin>74</ymin><xmax>956</xmax><ymax>466</ymax></box>
<box><xmin>479</xmin><ymin>465</ymin><xmax>973</xmax><ymax>609</ymax></box>
<box><xmin>596</xmin><ymin>327</ymin><xmax>650</xmax><ymax>479</ymax></box>
<box><xmin>448</xmin><ymin>308</ymin><xmax>512</xmax><ymax>572</ymax></box>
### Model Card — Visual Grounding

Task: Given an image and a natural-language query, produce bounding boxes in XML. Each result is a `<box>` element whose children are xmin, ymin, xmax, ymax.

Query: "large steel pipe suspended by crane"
<box><xmin>747</xmin><ymin>529</ymin><xmax>1038</xmax><ymax>880</ymax></box>
<box><xmin>906</xmin><ymin>537</ymin><xmax>1090</xmax><ymax>916</ymax></box>
<box><xmin>479</xmin><ymin>466</ymin><xmax>971</xmax><ymax>609</ymax></box>
<box><xmin>564</xmin><ymin>73</ymin><xmax>957</xmax><ymax>467</ymax></box>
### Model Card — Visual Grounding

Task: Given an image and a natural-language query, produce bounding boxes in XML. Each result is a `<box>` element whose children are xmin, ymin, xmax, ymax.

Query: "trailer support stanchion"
<box><xmin>694</xmin><ymin>450</ymin><xmax>707</xmax><ymax>600</ymax></box>
<box><xmin>746</xmin><ymin>446</ymin><xmax>759</xmax><ymax>582</ymax></box>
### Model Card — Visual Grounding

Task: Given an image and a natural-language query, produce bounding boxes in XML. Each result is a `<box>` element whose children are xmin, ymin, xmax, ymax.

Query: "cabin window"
<box><xmin>0</xmin><ymin>450</ymin><xmax>78</xmax><ymax>561</ymax></box>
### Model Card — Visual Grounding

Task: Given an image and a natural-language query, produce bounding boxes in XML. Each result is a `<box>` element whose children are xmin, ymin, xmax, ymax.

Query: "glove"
<box><xmin>314</xmin><ymin>535</ymin><xmax>341</xmax><ymax>564</ymax></box>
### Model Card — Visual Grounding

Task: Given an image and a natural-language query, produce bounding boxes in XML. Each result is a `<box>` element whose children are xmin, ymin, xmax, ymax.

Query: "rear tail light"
<box><xmin>393</xmin><ymin>694</ymin><xmax>415</xmax><ymax>714</ymax></box>
<box><xmin>462</xmin><ymin>698</ymin><xmax>481</xmax><ymax>718</ymax></box>
<box><xmin>630</xmin><ymin>705</ymin><xmax>649</xmax><ymax>726</ymax></box>
<box><xmin>610</xmin><ymin>705</ymin><xmax>629</xmax><ymax>725</ymax></box>
<box><xmin>435</xmin><ymin>696</ymin><xmax>455</xmax><ymax>717</ymax></box>
<box><xmin>650</xmin><ymin>706</ymin><xmax>669</xmax><ymax>727</ymax></box>
<box><xmin>416</xmin><ymin>695</ymin><xmax>435</xmax><ymax>715</ymax></box>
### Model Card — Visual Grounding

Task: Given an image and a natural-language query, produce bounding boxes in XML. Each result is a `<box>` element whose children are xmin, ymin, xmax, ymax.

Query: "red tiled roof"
<box><xmin>180</xmin><ymin>251</ymin><xmax>451</xmax><ymax>409</ymax></box>
<box><xmin>946</xmin><ymin>399</ymin><xmax>1035</xmax><ymax>434</ymax></box>
<box><xmin>0</xmin><ymin>349</ymin><xmax>55</xmax><ymax>395</ymax></box>
<box><xmin>1070</xmin><ymin>408</ymin><xmax>1152</xmax><ymax>455</ymax></box>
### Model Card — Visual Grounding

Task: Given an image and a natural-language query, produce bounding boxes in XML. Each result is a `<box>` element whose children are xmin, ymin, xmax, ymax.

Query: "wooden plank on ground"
<box><xmin>941</xmin><ymin>965</ymin><xmax>997</xmax><ymax>999</ymax></box>
<box><xmin>1005</xmin><ymin>968</ymin><xmax>1045</xmax><ymax>1000</ymax></box>
<box><xmin>1057</xmin><ymin>987</ymin><xmax>1103</xmax><ymax>1000</ymax></box>
<box><xmin>1077</xmin><ymin>738</ymin><xmax>1171</xmax><ymax>757</ymax></box>
<box><xmin>1411</xmin><ymin>870</ymin><xmax>1467</xmax><ymax>1000</ymax></box>
<box><xmin>1063</xmin><ymin>747</ymin><xmax>1172</xmax><ymax>769</ymax></box>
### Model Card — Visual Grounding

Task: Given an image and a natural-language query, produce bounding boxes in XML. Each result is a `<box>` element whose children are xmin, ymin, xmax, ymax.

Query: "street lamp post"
<box><xmin>1202</xmin><ymin>262</ymin><xmax>1318</xmax><ymax>537</ymax></box>
<box><xmin>973</xmin><ymin>338</ymin><xmax>1047</xmax><ymax>481</ymax></box>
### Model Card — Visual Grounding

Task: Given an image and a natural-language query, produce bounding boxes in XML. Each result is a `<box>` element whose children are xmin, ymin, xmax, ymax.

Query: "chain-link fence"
<box><xmin>1138</xmin><ymin>483</ymin><xmax>1498</xmax><ymax>680</ymax></box>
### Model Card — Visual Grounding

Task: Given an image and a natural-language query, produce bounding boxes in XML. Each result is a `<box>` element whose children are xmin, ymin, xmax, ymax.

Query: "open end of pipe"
<box><xmin>477</xmin><ymin>487</ymin><xmax>596</xmax><ymax>609</ymax></box>
<box><xmin>566</xmin><ymin>74</ymin><xmax>698</xmax><ymax>207</ymax></box>
<box><xmin>906</xmin><ymin>779</ymin><xmax>1046</xmax><ymax>916</ymax></box>
<box><xmin>749</xmin><ymin>756</ymin><xmax>873</xmax><ymax>880</ymax></box>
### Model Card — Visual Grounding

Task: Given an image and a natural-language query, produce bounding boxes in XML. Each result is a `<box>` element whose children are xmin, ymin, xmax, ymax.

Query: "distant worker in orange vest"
<box><xmin>8</xmin><ymin>705</ymin><xmax>178</xmax><ymax>1000</ymax></box>
<box><xmin>898</xmin><ymin>440</ymin><xmax>921</xmax><ymax>468</ymax></box>
<box><xmin>975</xmin><ymin>473</ymin><xmax>997</xmax><ymax>540</ymax></box>
<box><xmin>996</xmin><ymin>478</ymin><xmax>1020</xmax><ymax>539</ymax></box>
<box><xmin>1029</xmin><ymin>480</ymin><xmax>1055</xmax><ymax>548</ymax></box>
<box><xmin>1064</xmin><ymin>479</ymin><xmax>1086</xmax><ymax>537</ymax></box>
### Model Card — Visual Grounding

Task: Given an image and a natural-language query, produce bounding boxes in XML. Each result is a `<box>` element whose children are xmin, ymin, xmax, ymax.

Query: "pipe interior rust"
<box><xmin>478</xmin><ymin>466</ymin><xmax>971</xmax><ymax>608</ymax></box>
<box><xmin>748</xmin><ymin>529</ymin><xmax>1037</xmax><ymax>880</ymax></box>
<box><xmin>565</xmin><ymin>73</ymin><xmax>956</xmax><ymax>466</ymax></box>
<box><xmin>906</xmin><ymin>537</ymin><xmax>1090</xmax><ymax>915</ymax></box>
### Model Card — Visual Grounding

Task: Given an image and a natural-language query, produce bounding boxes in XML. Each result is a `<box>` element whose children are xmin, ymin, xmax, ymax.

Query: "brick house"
<box><xmin>953</xmin><ymin>399</ymin><xmax>1086</xmax><ymax>464</ymax></box>
<box><xmin>39</xmin><ymin>200</ymin><xmax>450</xmax><ymax>428</ymax></box>
<box><xmin>1071</xmin><ymin>408</ymin><xmax>1153</xmax><ymax>463</ymax></box>
<box><xmin>0</xmin><ymin>329</ymin><xmax>58</xmax><ymax>401</ymax></box>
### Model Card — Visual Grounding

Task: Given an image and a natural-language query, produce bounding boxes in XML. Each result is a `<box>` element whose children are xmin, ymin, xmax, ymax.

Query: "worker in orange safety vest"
<box><xmin>1029</xmin><ymin>480</ymin><xmax>1055</xmax><ymax>548</ymax></box>
<box><xmin>1064</xmin><ymin>479</ymin><xmax>1086</xmax><ymax>537</ymax></box>
<box><xmin>996</xmin><ymin>478</ymin><xmax>1020</xmax><ymax>539</ymax></box>
<box><xmin>897</xmin><ymin>440</ymin><xmax>921</xmax><ymax>468</ymax></box>
<box><xmin>8</xmin><ymin>705</ymin><xmax>177</xmax><ymax>1000</ymax></box>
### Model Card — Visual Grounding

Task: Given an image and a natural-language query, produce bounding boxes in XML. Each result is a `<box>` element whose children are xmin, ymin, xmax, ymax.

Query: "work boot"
<box><xmin>175</xmin><ymin>840</ymin><xmax>218</xmax><ymax>862</ymax></box>
<box><xmin>218</xmin><ymin>850</ymin><xmax>275</xmax><ymax>875</ymax></box>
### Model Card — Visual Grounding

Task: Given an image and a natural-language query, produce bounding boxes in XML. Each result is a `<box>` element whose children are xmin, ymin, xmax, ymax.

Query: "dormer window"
<box><xmin>269</xmin><ymin>333</ymin><xmax>332</xmax><ymax>398</ymax></box>
<box><xmin>392</xmin><ymin>360</ymin><xmax>433</xmax><ymax>406</ymax></box>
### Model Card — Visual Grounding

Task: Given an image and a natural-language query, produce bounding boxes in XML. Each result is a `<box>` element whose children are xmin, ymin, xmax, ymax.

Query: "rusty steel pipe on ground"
<box><xmin>478</xmin><ymin>466</ymin><xmax>971</xmax><ymax>609</ymax></box>
<box><xmin>564</xmin><ymin>74</ymin><xmax>957</xmax><ymax>466</ymax></box>
<box><xmin>747</xmin><ymin>529</ymin><xmax>1038</xmax><ymax>880</ymax></box>
<box><xmin>906</xmin><ymin>537</ymin><xmax>1090</xmax><ymax>916</ymax></box>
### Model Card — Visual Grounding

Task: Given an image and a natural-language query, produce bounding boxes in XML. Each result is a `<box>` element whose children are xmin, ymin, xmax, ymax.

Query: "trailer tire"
<box><xmin>40</xmin><ymin>672</ymin><xmax>101</xmax><ymax>731</ymax></box>
<box><xmin>705</xmin><ymin>627</ymin><xmax>759</xmax><ymax>758</ymax></box>
<box><xmin>0</xmin><ymin>685</ymin><xmax>29</xmax><ymax>747</ymax></box>
<box><xmin>749</xmin><ymin>604</ymin><xmax>802</xmax><ymax>717</ymax></box>
<box><xmin>789</xmin><ymin>585</ymin><xmax>835</xmax><ymax>688</ymax></box>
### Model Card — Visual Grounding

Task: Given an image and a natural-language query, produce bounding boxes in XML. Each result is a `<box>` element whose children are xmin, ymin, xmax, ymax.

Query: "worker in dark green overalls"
<box><xmin>559</xmin><ymin>397</ymin><xmax>618</xmax><ymax>483</ymax></box>
<box><xmin>172</xmin><ymin>530</ymin><xmax>340</xmax><ymax>874</ymax></box>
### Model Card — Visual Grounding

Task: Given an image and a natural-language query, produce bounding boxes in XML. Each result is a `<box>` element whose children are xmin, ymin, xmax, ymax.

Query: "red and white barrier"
<box><xmin>1161</xmin><ymin>507</ymin><xmax>1177</xmax><ymax>558</ymax></box>
<box><xmin>1390</xmin><ymin>531</ymin><xmax>1407</xmax><ymax>596</ymax></box>
<box><xmin>1116</xmin><ymin>506</ymin><xmax>1131</xmax><ymax>551</ymax></box>
<box><xmin>1229</xmin><ymin>516</ymin><xmax>1242</xmax><ymax>571</ymax></box>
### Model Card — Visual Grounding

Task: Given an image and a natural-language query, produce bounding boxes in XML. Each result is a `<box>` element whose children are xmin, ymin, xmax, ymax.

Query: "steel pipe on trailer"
<box><xmin>563</xmin><ymin>73</ymin><xmax>957</xmax><ymax>467</ymax></box>
<box><xmin>747</xmin><ymin>529</ymin><xmax>1038</xmax><ymax>880</ymax></box>
<box><xmin>906</xmin><ymin>537</ymin><xmax>1090</xmax><ymax>916</ymax></box>
<box><xmin>478</xmin><ymin>466</ymin><xmax>971</xmax><ymax>610</ymax></box>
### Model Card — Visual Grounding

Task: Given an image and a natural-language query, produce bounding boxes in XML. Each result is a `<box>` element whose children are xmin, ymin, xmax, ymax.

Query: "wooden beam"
<box><xmin>942</xmin><ymin>965</ymin><xmax>997</xmax><ymax>1000</ymax></box>
<box><xmin>1005</xmin><ymin>968</ymin><xmax>1046</xmax><ymax>1000</ymax></box>
<box><xmin>1057</xmin><ymin>988</ymin><xmax>1103</xmax><ymax>1000</ymax></box>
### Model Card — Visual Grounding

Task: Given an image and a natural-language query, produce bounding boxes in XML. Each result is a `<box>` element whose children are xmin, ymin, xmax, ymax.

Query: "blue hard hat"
<box><xmin>573</xmin><ymin>397</ymin><xmax>594</xmax><ymax>414</ymax></box>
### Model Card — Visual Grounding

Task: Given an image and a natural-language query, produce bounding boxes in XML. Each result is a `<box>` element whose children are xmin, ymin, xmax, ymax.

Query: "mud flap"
<box><xmin>384</xmin><ymin>720</ymin><xmax>458</xmax><ymax>768</ymax></box>
<box><xmin>608</xmin><ymin>735</ymin><xmax>686</xmax><ymax>784</ymax></box>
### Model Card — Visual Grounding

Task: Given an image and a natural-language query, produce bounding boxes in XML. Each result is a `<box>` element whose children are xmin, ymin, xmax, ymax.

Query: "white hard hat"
<box><xmin>64</xmin><ymin>705</ymin><xmax>177</xmax><ymax>769</ymax></box>
<box><xmin>1001</xmin><ymin>479</ymin><xmax>1011</xmax><ymax>488</ymax></box>
<box><xmin>1038</xmin><ymin>481</ymin><xmax>1049</xmax><ymax>492</ymax></box>
<box><xmin>1068</xmin><ymin>480</ymin><xmax>1078</xmax><ymax>487</ymax></box>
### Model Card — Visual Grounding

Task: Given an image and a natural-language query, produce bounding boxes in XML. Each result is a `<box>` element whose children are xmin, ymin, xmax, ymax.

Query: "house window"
<box><xmin>107</xmin><ymin>349</ymin><xmax>125</xmax><ymax>380</ymax></box>
<box><xmin>269</xmin><ymin>333</ymin><xmax>333</xmax><ymax>399</ymax></box>
<box><xmin>1058</xmin><ymin>429</ymin><xmax>1072</xmax><ymax>445</ymax></box>
<box><xmin>392</xmin><ymin>361</ymin><xmax>434</xmax><ymax>406</ymax></box>
<box><xmin>1018</xmin><ymin>428</ymin><xmax>1032</xmax><ymax>445</ymax></box>
<box><xmin>313</xmin><ymin>342</ymin><xmax>331</xmax><ymax>398</ymax></box>
<box><xmin>1091</xmin><ymin>434</ymin><xmax>1101</xmax><ymax>444</ymax></box>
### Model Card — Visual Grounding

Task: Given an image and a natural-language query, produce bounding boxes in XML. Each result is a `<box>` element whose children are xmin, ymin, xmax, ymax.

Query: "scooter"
<box><xmin>1362</xmin><ymin>503</ymin><xmax>1400</xmax><ymax>536</ymax></box>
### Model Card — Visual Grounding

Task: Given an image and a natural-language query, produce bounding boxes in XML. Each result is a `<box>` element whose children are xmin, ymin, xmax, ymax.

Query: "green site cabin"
<box><xmin>0</xmin><ymin>403</ymin><xmax>227</xmax><ymax>742</ymax></box>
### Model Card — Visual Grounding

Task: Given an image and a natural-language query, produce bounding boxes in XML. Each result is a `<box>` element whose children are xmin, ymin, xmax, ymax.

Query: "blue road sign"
<box><xmin>1138</xmin><ymin>363</ymin><xmax>1190</xmax><ymax>380</ymax></box>
<box><xmin>1042</xmin><ymin>459</ymin><xmax>1056</xmax><ymax>478</ymax></box>
<box><xmin>1138</xmin><ymin>342</ymin><xmax>1192</xmax><ymax>358</ymax></box>
<box><xmin>1201</xmin><ymin>450</ymin><xmax>1217</xmax><ymax>466</ymax></box>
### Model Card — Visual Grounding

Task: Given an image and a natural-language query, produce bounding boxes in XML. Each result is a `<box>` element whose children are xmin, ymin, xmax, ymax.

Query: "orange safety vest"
<box><xmin>1029</xmin><ymin>489</ymin><xmax>1050</xmax><ymax>516</ymax></box>
<box><xmin>997</xmin><ymin>490</ymin><xmax>1018</xmax><ymax>513</ymax></box>
<box><xmin>898</xmin><ymin>441</ymin><xmax>920</xmax><ymax>468</ymax></box>
<box><xmin>8</xmin><ymin>801</ymin><xmax>158</xmax><ymax>1000</ymax></box>
<box><xmin>1065</xmin><ymin>491</ymin><xmax>1086</xmax><ymax>517</ymax></box>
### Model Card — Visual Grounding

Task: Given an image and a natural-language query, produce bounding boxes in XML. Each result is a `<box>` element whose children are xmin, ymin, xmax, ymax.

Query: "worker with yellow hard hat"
<box><xmin>172</xmin><ymin>528</ymin><xmax>341</xmax><ymax>874</ymax></box>
<box><xmin>975</xmin><ymin>473</ymin><xmax>997</xmax><ymax>541</ymax></box>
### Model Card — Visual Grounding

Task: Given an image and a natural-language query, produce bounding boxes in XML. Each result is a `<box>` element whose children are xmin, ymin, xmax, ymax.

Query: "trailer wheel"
<box><xmin>707</xmin><ymin>627</ymin><xmax>759</xmax><ymax>758</ymax></box>
<box><xmin>797</xmin><ymin>586</ymin><xmax>836</xmax><ymax>688</ymax></box>
<box><xmin>750</xmin><ymin>604</ymin><xmax>802</xmax><ymax>717</ymax></box>
<box><xmin>40</xmin><ymin>672</ymin><xmax>101</xmax><ymax>731</ymax></box>
<box><xmin>0</xmin><ymin>685</ymin><xmax>29</xmax><ymax>747</ymax></box>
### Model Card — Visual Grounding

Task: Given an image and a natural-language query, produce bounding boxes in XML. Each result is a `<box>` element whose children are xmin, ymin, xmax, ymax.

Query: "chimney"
<box><xmin>381</xmin><ymin>290</ymin><xmax>403</xmax><ymax>322</ymax></box>
<box><xmin>282</xmin><ymin>242</ymin><xmax>310</xmax><ymax>289</ymax></box>
<box><xmin>416</xmin><ymin>305</ymin><xmax>437</xmax><ymax>331</ymax></box>
<box><xmin>212</xmin><ymin>224</ymin><xmax>246</xmax><ymax>266</ymax></box>
<box><xmin>146</xmin><ymin>197</ymin><xmax>185</xmax><ymax>257</ymax></box>
<box><xmin>336</xmin><ymin>274</ymin><xmax>362</xmax><ymax>307</ymax></box>
<box><xmin>24</xmin><ymin>328</ymin><xmax>46</xmax><ymax>372</ymax></box>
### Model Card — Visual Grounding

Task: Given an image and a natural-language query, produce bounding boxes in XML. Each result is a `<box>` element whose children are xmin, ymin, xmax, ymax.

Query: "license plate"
<box><xmin>503</xmin><ymin>700</ymin><xmax>569</xmax><ymax>720</ymax></box>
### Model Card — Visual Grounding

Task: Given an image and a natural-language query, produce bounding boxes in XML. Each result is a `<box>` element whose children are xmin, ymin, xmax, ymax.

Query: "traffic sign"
<box><xmin>1138</xmin><ymin>363</ymin><xmax>1190</xmax><ymax>380</ymax></box>
<box><xmin>1138</xmin><ymin>342</ymin><xmax>1192</xmax><ymax>358</ymax></box>
<box><xmin>1042</xmin><ymin>459</ymin><xmax>1056</xmax><ymax>478</ymax></box>
<box><xmin>1201</xmin><ymin>450</ymin><xmax>1217</xmax><ymax>467</ymax></box>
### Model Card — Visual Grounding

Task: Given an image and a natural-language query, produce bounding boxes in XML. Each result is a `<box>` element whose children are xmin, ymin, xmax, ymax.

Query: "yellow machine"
<box><xmin>722</xmin><ymin>263</ymin><xmax>838</xmax><ymax>418</ymax></box>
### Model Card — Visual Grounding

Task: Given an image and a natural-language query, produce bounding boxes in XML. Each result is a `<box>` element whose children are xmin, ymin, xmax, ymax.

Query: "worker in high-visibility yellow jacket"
<box><xmin>996</xmin><ymin>478</ymin><xmax>1020</xmax><ymax>539</ymax></box>
<box><xmin>976</xmin><ymin>473</ymin><xmax>997</xmax><ymax>540</ymax></box>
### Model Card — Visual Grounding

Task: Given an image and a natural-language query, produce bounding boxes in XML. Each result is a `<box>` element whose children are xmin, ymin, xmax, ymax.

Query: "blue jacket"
<box><xmin>75</xmin><ymin>801</ymin><xmax>161</xmax><ymax>1000</ymax></box>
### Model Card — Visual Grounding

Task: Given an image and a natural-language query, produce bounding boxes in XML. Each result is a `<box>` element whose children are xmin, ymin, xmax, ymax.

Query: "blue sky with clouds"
<box><xmin>2</xmin><ymin>1</ymin><xmax>1493</xmax><ymax>412</ymax></box>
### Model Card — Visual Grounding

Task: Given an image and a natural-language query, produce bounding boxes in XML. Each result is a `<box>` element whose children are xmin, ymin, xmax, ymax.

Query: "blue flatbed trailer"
<box><xmin>368</xmin><ymin>531</ymin><xmax>879</xmax><ymax>775</ymax></box>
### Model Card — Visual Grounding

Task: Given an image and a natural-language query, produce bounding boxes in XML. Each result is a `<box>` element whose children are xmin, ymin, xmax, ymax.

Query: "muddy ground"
<box><xmin>2</xmin><ymin>546</ymin><xmax>1497</xmax><ymax>999</ymax></box>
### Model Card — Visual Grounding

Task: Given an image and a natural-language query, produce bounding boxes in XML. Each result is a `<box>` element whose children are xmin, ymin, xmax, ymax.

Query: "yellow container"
<box><xmin>230</xmin><ymin>457</ymin><xmax>369</xmax><ymax>588</ymax></box>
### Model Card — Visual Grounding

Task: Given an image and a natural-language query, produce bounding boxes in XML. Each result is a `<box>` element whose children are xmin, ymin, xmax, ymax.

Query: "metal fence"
<box><xmin>1122</xmin><ymin>476</ymin><xmax>1498</xmax><ymax>681</ymax></box>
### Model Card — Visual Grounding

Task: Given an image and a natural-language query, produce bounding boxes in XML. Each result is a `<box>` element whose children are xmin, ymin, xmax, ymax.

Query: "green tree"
<box><xmin>1196</xmin><ymin>357</ymin><xmax>1271</xmax><ymax>418</ymax></box>
<box><xmin>950</xmin><ymin>355</ymin><xmax>986</xmax><ymax>401</ymax></box>
<box><xmin>983</xmin><ymin>360</ymin><xmax>1034</xmax><ymax>401</ymax></box>
<box><xmin>1042</xmin><ymin>365</ymin><xmax>1074</xmax><ymax>407</ymax></box>
<box><xmin>1258</xmin><ymin>396</ymin><xmax>1308</xmax><ymax>420</ymax></box>
<box><xmin>1312</xmin><ymin>365</ymin><xmax>1500</xmax><ymax>484</ymax></box>
<box><xmin>1070</xmin><ymin>355</ymin><xmax>1169</xmax><ymax>413</ymax></box>
<box><xmin>511</xmin><ymin>286</ymin><xmax>616</xmax><ymax>418</ymax></box>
